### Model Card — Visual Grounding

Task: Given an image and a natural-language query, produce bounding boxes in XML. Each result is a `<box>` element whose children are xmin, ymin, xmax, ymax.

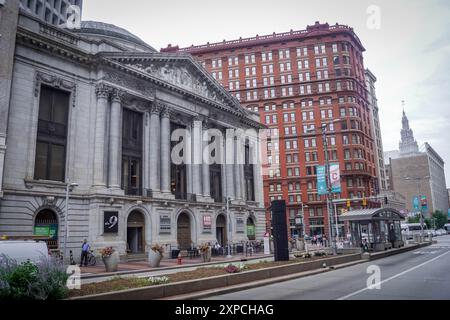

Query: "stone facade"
<box><xmin>0</xmin><ymin>11</ymin><xmax>266</xmax><ymax>259</ymax></box>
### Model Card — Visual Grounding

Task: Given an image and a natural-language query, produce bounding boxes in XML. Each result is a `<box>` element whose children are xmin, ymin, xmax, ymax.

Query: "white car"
<box><xmin>0</xmin><ymin>240</ymin><xmax>50</xmax><ymax>264</ymax></box>
<box><xmin>435</xmin><ymin>229</ymin><xmax>446</xmax><ymax>236</ymax></box>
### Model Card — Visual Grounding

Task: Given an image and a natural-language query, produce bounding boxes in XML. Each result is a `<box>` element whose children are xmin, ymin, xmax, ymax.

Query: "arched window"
<box><xmin>34</xmin><ymin>209</ymin><xmax>59</xmax><ymax>250</ymax></box>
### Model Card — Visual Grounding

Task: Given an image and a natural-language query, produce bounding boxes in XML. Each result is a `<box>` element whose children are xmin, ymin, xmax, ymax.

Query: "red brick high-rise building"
<box><xmin>163</xmin><ymin>22</ymin><xmax>380</xmax><ymax>237</ymax></box>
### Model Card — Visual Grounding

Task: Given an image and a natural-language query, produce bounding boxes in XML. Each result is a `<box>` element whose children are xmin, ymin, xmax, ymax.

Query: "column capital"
<box><xmin>111</xmin><ymin>88</ymin><xmax>125</xmax><ymax>103</ymax></box>
<box><xmin>161</xmin><ymin>105</ymin><xmax>172</xmax><ymax>119</ymax></box>
<box><xmin>150</xmin><ymin>102</ymin><xmax>162</xmax><ymax>115</ymax></box>
<box><xmin>95</xmin><ymin>83</ymin><xmax>111</xmax><ymax>99</ymax></box>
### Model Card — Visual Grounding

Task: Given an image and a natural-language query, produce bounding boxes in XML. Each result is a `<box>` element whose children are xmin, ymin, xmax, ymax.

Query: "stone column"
<box><xmin>233</xmin><ymin>137</ymin><xmax>242</xmax><ymax>200</ymax></box>
<box><xmin>149</xmin><ymin>103</ymin><xmax>161</xmax><ymax>192</ymax></box>
<box><xmin>160</xmin><ymin>105</ymin><xmax>171</xmax><ymax>193</ymax></box>
<box><xmin>93</xmin><ymin>84</ymin><xmax>110</xmax><ymax>187</ymax></box>
<box><xmin>225</xmin><ymin>130</ymin><xmax>235</xmax><ymax>200</ymax></box>
<box><xmin>253</xmin><ymin>141</ymin><xmax>264</xmax><ymax>207</ymax></box>
<box><xmin>202</xmin><ymin>122</ymin><xmax>210</xmax><ymax>197</ymax></box>
<box><xmin>191</xmin><ymin>117</ymin><xmax>202</xmax><ymax>197</ymax></box>
<box><xmin>109</xmin><ymin>89</ymin><xmax>123</xmax><ymax>189</ymax></box>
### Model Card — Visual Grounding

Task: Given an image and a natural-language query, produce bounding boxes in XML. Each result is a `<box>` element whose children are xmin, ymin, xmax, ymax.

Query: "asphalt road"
<box><xmin>205</xmin><ymin>235</ymin><xmax>450</xmax><ymax>300</ymax></box>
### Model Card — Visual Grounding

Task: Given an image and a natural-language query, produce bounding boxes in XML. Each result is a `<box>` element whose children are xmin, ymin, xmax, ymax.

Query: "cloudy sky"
<box><xmin>83</xmin><ymin>0</ymin><xmax>450</xmax><ymax>186</ymax></box>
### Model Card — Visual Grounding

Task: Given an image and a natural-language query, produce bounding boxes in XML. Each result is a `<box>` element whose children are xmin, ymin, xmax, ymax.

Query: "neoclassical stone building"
<box><xmin>0</xmin><ymin>5</ymin><xmax>265</xmax><ymax>259</ymax></box>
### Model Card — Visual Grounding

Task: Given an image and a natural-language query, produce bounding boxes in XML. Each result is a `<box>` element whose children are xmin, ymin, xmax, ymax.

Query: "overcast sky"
<box><xmin>83</xmin><ymin>0</ymin><xmax>450</xmax><ymax>187</ymax></box>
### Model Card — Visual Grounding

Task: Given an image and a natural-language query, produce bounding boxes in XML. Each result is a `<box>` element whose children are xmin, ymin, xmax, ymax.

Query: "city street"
<box><xmin>205</xmin><ymin>235</ymin><xmax>450</xmax><ymax>300</ymax></box>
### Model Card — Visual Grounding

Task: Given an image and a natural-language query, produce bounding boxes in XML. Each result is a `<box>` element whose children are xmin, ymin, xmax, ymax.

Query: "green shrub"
<box><xmin>0</xmin><ymin>254</ymin><xmax>69</xmax><ymax>300</ymax></box>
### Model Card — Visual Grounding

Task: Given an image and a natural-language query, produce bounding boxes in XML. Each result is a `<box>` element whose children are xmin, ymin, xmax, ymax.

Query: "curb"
<box><xmin>160</xmin><ymin>260</ymin><xmax>367</xmax><ymax>300</ymax></box>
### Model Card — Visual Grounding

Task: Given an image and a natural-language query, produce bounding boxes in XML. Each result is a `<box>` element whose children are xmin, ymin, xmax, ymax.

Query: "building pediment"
<box><xmin>100</xmin><ymin>53</ymin><xmax>249</xmax><ymax>118</ymax></box>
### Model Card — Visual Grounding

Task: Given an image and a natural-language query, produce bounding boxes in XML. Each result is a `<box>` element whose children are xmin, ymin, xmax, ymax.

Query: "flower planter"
<box><xmin>148</xmin><ymin>249</ymin><xmax>163</xmax><ymax>267</ymax></box>
<box><xmin>102</xmin><ymin>251</ymin><xmax>120</xmax><ymax>272</ymax></box>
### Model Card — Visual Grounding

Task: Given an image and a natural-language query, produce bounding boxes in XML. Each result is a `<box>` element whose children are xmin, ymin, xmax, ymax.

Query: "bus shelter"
<box><xmin>340</xmin><ymin>208</ymin><xmax>405</xmax><ymax>252</ymax></box>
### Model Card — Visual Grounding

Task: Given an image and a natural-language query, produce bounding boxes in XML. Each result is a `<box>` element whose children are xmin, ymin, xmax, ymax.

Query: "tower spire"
<box><xmin>399</xmin><ymin>101</ymin><xmax>419</xmax><ymax>156</ymax></box>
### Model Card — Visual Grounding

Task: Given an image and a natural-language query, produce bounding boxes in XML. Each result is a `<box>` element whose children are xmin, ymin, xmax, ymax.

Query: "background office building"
<box><xmin>385</xmin><ymin>111</ymin><xmax>448</xmax><ymax>215</ymax></box>
<box><xmin>163</xmin><ymin>22</ymin><xmax>384</xmax><ymax>237</ymax></box>
<box><xmin>19</xmin><ymin>0</ymin><xmax>82</xmax><ymax>26</ymax></box>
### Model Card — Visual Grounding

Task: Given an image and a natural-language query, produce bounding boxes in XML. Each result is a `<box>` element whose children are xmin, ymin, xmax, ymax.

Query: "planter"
<box><xmin>102</xmin><ymin>251</ymin><xmax>120</xmax><ymax>272</ymax></box>
<box><xmin>201</xmin><ymin>248</ymin><xmax>211</xmax><ymax>262</ymax></box>
<box><xmin>148</xmin><ymin>249</ymin><xmax>163</xmax><ymax>267</ymax></box>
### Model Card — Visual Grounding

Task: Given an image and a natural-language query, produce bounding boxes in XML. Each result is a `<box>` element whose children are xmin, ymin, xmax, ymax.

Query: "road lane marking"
<box><xmin>337</xmin><ymin>249</ymin><xmax>450</xmax><ymax>300</ymax></box>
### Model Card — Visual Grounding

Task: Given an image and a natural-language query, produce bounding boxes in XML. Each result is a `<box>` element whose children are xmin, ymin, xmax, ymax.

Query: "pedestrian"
<box><xmin>80</xmin><ymin>239</ymin><xmax>90</xmax><ymax>267</ymax></box>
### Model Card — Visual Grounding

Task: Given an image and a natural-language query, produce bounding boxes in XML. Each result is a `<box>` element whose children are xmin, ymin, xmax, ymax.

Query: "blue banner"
<box><xmin>412</xmin><ymin>196</ymin><xmax>420</xmax><ymax>211</ymax></box>
<box><xmin>317</xmin><ymin>165</ymin><xmax>327</xmax><ymax>195</ymax></box>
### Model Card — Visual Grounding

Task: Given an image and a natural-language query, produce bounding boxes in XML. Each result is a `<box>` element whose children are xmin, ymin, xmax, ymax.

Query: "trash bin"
<box><xmin>171</xmin><ymin>249</ymin><xmax>180</xmax><ymax>259</ymax></box>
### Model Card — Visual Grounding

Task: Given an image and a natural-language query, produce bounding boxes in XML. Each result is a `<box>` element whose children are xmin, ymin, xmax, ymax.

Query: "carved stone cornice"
<box><xmin>35</xmin><ymin>72</ymin><xmax>77</xmax><ymax>108</ymax></box>
<box><xmin>95</xmin><ymin>83</ymin><xmax>112</xmax><ymax>99</ymax></box>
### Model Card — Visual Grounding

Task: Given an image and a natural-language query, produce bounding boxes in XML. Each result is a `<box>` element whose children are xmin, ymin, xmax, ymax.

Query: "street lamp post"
<box><xmin>226</xmin><ymin>196</ymin><xmax>232</xmax><ymax>259</ymax></box>
<box><xmin>405</xmin><ymin>176</ymin><xmax>430</xmax><ymax>240</ymax></box>
<box><xmin>307</xmin><ymin>120</ymin><xmax>341</xmax><ymax>255</ymax></box>
<box><xmin>63</xmin><ymin>182</ymin><xmax>78</xmax><ymax>263</ymax></box>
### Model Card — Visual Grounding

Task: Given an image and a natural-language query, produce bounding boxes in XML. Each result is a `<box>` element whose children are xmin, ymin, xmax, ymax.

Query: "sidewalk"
<box><xmin>80</xmin><ymin>252</ymin><xmax>272</xmax><ymax>279</ymax></box>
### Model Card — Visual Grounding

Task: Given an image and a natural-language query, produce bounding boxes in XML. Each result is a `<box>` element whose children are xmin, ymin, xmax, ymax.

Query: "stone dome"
<box><xmin>74</xmin><ymin>21</ymin><xmax>156</xmax><ymax>52</ymax></box>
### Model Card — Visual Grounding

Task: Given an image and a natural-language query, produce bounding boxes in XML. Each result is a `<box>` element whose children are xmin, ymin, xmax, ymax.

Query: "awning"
<box><xmin>340</xmin><ymin>208</ymin><xmax>405</xmax><ymax>222</ymax></box>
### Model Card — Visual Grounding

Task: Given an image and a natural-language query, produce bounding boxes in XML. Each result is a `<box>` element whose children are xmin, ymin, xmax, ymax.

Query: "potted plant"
<box><xmin>100</xmin><ymin>247</ymin><xmax>119</xmax><ymax>272</ymax></box>
<box><xmin>148</xmin><ymin>243</ymin><xmax>164</xmax><ymax>267</ymax></box>
<box><xmin>199</xmin><ymin>243</ymin><xmax>211</xmax><ymax>262</ymax></box>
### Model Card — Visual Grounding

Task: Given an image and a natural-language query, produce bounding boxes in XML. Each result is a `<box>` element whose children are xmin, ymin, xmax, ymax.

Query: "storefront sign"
<box><xmin>34</xmin><ymin>226</ymin><xmax>50</xmax><ymax>237</ymax></box>
<box><xmin>159</xmin><ymin>214</ymin><xmax>171</xmax><ymax>234</ymax></box>
<box><xmin>203</xmin><ymin>215</ymin><xmax>212</xmax><ymax>233</ymax></box>
<box><xmin>104</xmin><ymin>211</ymin><xmax>119</xmax><ymax>233</ymax></box>
<box><xmin>236</xmin><ymin>217</ymin><xmax>245</xmax><ymax>233</ymax></box>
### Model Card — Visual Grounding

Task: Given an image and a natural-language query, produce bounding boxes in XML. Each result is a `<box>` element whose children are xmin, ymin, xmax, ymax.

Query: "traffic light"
<box><xmin>362</xmin><ymin>198</ymin><xmax>367</xmax><ymax>207</ymax></box>
<box><xmin>384</xmin><ymin>196</ymin><xmax>388</xmax><ymax>205</ymax></box>
<box><xmin>346</xmin><ymin>199</ymin><xmax>351</xmax><ymax>208</ymax></box>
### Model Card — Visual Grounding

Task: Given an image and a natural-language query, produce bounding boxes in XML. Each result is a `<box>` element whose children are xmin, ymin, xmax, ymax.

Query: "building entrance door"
<box><xmin>216</xmin><ymin>215</ymin><xmax>227</xmax><ymax>247</ymax></box>
<box><xmin>127</xmin><ymin>211</ymin><xmax>145</xmax><ymax>254</ymax></box>
<box><xmin>177</xmin><ymin>212</ymin><xmax>192</xmax><ymax>250</ymax></box>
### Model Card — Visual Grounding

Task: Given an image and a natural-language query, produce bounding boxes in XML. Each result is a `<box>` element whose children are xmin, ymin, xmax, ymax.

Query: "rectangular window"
<box><xmin>122</xmin><ymin>108</ymin><xmax>143</xmax><ymax>196</ymax></box>
<box><xmin>34</xmin><ymin>86</ymin><xmax>69</xmax><ymax>181</ymax></box>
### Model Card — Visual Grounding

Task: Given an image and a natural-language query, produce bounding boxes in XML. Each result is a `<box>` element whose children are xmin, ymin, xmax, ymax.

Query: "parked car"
<box><xmin>0</xmin><ymin>240</ymin><xmax>50</xmax><ymax>264</ymax></box>
<box><xmin>445</xmin><ymin>224</ymin><xmax>450</xmax><ymax>234</ymax></box>
<box><xmin>435</xmin><ymin>229</ymin><xmax>446</xmax><ymax>236</ymax></box>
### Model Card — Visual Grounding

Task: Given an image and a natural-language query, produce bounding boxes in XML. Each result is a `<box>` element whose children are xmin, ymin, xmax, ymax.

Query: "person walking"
<box><xmin>80</xmin><ymin>239</ymin><xmax>90</xmax><ymax>267</ymax></box>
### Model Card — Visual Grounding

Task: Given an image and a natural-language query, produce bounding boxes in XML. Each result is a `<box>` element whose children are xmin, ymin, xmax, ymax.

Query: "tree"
<box><xmin>407</xmin><ymin>216</ymin><xmax>420</xmax><ymax>224</ymax></box>
<box><xmin>431</xmin><ymin>211</ymin><xmax>447</xmax><ymax>229</ymax></box>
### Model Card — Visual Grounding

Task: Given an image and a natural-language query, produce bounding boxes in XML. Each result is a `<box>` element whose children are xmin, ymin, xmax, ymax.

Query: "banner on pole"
<box><xmin>413</xmin><ymin>196</ymin><xmax>420</xmax><ymax>211</ymax></box>
<box><xmin>317</xmin><ymin>165</ymin><xmax>327</xmax><ymax>195</ymax></box>
<box><xmin>329</xmin><ymin>163</ymin><xmax>341</xmax><ymax>194</ymax></box>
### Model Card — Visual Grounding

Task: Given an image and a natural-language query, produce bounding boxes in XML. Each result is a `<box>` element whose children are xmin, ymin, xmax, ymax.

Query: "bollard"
<box><xmin>177</xmin><ymin>253</ymin><xmax>182</xmax><ymax>265</ymax></box>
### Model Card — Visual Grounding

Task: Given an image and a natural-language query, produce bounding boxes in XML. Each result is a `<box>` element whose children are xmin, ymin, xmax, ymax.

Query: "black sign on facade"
<box><xmin>104</xmin><ymin>211</ymin><xmax>119</xmax><ymax>233</ymax></box>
